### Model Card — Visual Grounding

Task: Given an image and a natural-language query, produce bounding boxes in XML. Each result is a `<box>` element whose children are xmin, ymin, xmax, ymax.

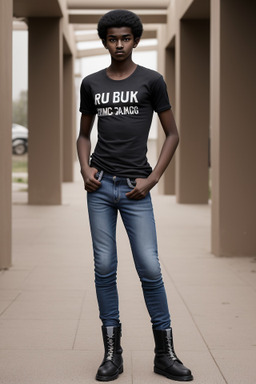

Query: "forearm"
<box><xmin>76</xmin><ymin>135</ymin><xmax>91</xmax><ymax>172</ymax></box>
<box><xmin>77</xmin><ymin>134</ymin><xmax>101</xmax><ymax>192</ymax></box>
<box><xmin>77</xmin><ymin>113</ymin><xmax>95</xmax><ymax>172</ymax></box>
<box><xmin>149</xmin><ymin>132</ymin><xmax>179</xmax><ymax>183</ymax></box>
<box><xmin>149</xmin><ymin>108</ymin><xmax>179</xmax><ymax>183</ymax></box>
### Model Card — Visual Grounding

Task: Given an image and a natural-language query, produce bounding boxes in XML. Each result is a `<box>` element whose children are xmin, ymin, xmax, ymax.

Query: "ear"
<box><xmin>133</xmin><ymin>37</ymin><xmax>140</xmax><ymax>48</ymax></box>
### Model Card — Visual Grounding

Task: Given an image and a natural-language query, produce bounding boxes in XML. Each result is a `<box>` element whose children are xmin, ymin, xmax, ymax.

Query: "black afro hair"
<box><xmin>97</xmin><ymin>9</ymin><xmax>143</xmax><ymax>41</ymax></box>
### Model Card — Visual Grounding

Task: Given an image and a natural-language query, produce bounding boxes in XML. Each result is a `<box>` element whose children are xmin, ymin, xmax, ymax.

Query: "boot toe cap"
<box><xmin>97</xmin><ymin>361</ymin><xmax>117</xmax><ymax>377</ymax></box>
<box><xmin>155</xmin><ymin>360</ymin><xmax>193</xmax><ymax>381</ymax></box>
<box><xmin>174</xmin><ymin>361</ymin><xmax>191</xmax><ymax>374</ymax></box>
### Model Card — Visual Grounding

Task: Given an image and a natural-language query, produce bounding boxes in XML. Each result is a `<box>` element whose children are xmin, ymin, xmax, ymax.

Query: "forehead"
<box><xmin>106</xmin><ymin>26</ymin><xmax>133</xmax><ymax>37</ymax></box>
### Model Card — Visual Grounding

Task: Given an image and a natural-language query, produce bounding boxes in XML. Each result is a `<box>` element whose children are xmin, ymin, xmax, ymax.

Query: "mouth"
<box><xmin>115</xmin><ymin>51</ymin><xmax>125</xmax><ymax>55</ymax></box>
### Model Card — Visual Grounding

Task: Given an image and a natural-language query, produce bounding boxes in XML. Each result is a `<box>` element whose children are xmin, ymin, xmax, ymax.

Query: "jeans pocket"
<box><xmin>127</xmin><ymin>178</ymin><xmax>137</xmax><ymax>189</ymax></box>
<box><xmin>96</xmin><ymin>170</ymin><xmax>104</xmax><ymax>182</ymax></box>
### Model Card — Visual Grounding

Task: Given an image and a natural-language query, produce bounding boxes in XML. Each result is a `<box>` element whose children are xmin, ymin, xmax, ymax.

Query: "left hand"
<box><xmin>126</xmin><ymin>177</ymin><xmax>157</xmax><ymax>200</ymax></box>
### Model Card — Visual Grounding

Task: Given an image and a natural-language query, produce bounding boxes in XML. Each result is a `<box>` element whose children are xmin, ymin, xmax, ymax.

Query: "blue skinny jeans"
<box><xmin>87</xmin><ymin>171</ymin><xmax>171</xmax><ymax>330</ymax></box>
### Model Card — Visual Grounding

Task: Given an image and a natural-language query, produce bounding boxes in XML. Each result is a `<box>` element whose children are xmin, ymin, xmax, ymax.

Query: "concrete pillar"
<box><xmin>28</xmin><ymin>18</ymin><xmax>63</xmax><ymax>205</ymax></box>
<box><xmin>0</xmin><ymin>0</ymin><xmax>12</xmax><ymax>269</ymax></box>
<box><xmin>211</xmin><ymin>0</ymin><xmax>256</xmax><ymax>256</ymax></box>
<box><xmin>63</xmin><ymin>54</ymin><xmax>75</xmax><ymax>182</ymax></box>
<box><xmin>164</xmin><ymin>44</ymin><xmax>176</xmax><ymax>194</ymax></box>
<box><xmin>176</xmin><ymin>20</ymin><xmax>210</xmax><ymax>203</ymax></box>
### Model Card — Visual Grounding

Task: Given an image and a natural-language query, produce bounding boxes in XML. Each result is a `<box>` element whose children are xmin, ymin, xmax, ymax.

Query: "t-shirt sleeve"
<box><xmin>150</xmin><ymin>75</ymin><xmax>171</xmax><ymax>113</ymax></box>
<box><xmin>79</xmin><ymin>77</ymin><xmax>97</xmax><ymax>115</ymax></box>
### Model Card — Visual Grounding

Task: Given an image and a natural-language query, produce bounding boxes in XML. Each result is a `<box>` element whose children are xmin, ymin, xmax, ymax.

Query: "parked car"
<box><xmin>12</xmin><ymin>123</ymin><xmax>28</xmax><ymax>155</ymax></box>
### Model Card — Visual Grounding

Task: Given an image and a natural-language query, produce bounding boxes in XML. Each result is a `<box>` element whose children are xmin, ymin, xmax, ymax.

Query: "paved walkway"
<box><xmin>1</xmin><ymin>166</ymin><xmax>256</xmax><ymax>384</ymax></box>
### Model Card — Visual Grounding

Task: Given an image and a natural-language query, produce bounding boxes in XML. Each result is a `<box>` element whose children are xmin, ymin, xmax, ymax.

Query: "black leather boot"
<box><xmin>153</xmin><ymin>328</ymin><xmax>193</xmax><ymax>381</ymax></box>
<box><xmin>96</xmin><ymin>325</ymin><xmax>123</xmax><ymax>382</ymax></box>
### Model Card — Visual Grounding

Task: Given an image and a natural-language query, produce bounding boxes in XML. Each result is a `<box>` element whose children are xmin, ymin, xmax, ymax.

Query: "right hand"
<box><xmin>81</xmin><ymin>167</ymin><xmax>101</xmax><ymax>192</ymax></box>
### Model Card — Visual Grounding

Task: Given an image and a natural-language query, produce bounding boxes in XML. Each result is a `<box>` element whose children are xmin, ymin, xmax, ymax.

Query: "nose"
<box><xmin>116</xmin><ymin>39</ymin><xmax>123</xmax><ymax>49</ymax></box>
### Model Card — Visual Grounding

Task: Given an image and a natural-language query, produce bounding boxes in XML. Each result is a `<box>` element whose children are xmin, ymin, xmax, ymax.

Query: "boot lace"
<box><xmin>106</xmin><ymin>335</ymin><xmax>114</xmax><ymax>361</ymax></box>
<box><xmin>166</xmin><ymin>335</ymin><xmax>178</xmax><ymax>361</ymax></box>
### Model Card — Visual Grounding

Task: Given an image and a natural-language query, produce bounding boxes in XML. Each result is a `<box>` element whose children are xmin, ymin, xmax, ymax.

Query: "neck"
<box><xmin>107</xmin><ymin>57</ymin><xmax>137</xmax><ymax>80</ymax></box>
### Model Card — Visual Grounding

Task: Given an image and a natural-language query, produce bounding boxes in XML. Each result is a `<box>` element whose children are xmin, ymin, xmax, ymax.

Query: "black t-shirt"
<box><xmin>79</xmin><ymin>65</ymin><xmax>171</xmax><ymax>178</ymax></box>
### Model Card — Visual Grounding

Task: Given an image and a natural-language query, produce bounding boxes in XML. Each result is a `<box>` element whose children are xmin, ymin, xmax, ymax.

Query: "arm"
<box><xmin>126</xmin><ymin>108</ymin><xmax>179</xmax><ymax>199</ymax></box>
<box><xmin>76</xmin><ymin>114</ymin><xmax>101</xmax><ymax>192</ymax></box>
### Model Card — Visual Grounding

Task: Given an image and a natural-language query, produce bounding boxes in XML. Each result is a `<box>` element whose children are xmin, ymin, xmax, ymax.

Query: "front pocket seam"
<box><xmin>126</xmin><ymin>178</ymin><xmax>136</xmax><ymax>188</ymax></box>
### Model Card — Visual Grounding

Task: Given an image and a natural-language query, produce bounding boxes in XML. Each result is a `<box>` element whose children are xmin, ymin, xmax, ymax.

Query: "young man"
<box><xmin>77</xmin><ymin>9</ymin><xmax>193</xmax><ymax>382</ymax></box>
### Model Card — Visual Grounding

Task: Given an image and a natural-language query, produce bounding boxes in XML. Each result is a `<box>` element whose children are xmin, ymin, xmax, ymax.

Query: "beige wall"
<box><xmin>0</xmin><ymin>0</ymin><xmax>12</xmax><ymax>269</ymax></box>
<box><xmin>211</xmin><ymin>0</ymin><xmax>256</xmax><ymax>255</ymax></box>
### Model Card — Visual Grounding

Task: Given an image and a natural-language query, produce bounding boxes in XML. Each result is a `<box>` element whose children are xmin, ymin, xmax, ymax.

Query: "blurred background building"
<box><xmin>1</xmin><ymin>0</ymin><xmax>256</xmax><ymax>269</ymax></box>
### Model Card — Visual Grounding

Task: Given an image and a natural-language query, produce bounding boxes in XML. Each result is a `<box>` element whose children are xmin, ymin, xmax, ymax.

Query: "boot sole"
<box><xmin>154</xmin><ymin>367</ymin><xmax>193</xmax><ymax>382</ymax></box>
<box><xmin>96</xmin><ymin>365</ymin><xmax>123</xmax><ymax>382</ymax></box>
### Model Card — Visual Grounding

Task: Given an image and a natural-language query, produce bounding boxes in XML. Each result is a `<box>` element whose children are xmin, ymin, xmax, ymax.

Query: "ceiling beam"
<box><xmin>74</xmin><ymin>24</ymin><xmax>98</xmax><ymax>31</ymax></box>
<box><xmin>13</xmin><ymin>0</ymin><xmax>64</xmax><ymax>18</ymax></box>
<box><xmin>69</xmin><ymin>10</ymin><xmax>167</xmax><ymax>24</ymax></box>
<box><xmin>13</xmin><ymin>20</ymin><xmax>28</xmax><ymax>30</ymax></box>
<box><xmin>67</xmin><ymin>0</ymin><xmax>169</xmax><ymax>10</ymax></box>
<box><xmin>73</xmin><ymin>23</ymin><xmax>160</xmax><ymax>31</ymax></box>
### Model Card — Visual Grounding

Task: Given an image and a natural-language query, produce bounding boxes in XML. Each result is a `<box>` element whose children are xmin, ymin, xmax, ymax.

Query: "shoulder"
<box><xmin>81</xmin><ymin>69</ymin><xmax>106</xmax><ymax>86</ymax></box>
<box><xmin>136</xmin><ymin>66</ymin><xmax>166</xmax><ymax>92</ymax></box>
<box><xmin>136</xmin><ymin>65</ymin><xmax>163</xmax><ymax>82</ymax></box>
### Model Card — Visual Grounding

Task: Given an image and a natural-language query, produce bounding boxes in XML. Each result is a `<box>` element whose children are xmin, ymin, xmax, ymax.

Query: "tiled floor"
<box><xmin>1</xmin><ymin>165</ymin><xmax>256</xmax><ymax>383</ymax></box>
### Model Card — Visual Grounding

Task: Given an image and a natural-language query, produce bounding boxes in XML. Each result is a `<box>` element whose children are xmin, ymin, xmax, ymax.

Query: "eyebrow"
<box><xmin>107</xmin><ymin>34</ymin><xmax>132</xmax><ymax>38</ymax></box>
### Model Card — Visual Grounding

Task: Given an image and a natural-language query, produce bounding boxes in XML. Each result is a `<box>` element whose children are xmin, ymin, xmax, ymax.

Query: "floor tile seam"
<box><xmin>0</xmin><ymin>318</ymin><xmax>79</xmax><ymax>324</ymax></box>
<box><xmin>166</xmin><ymin>283</ymin><xmax>249</xmax><ymax>288</ymax></box>
<box><xmin>4</xmin><ymin>267</ymin><xmax>34</xmax><ymax>273</ymax></box>
<box><xmin>12</xmin><ymin>299</ymin><xmax>85</xmax><ymax>304</ymax></box>
<box><xmin>13</xmin><ymin>265</ymin><xmax>39</xmax><ymax>290</ymax></box>
<box><xmin>15</xmin><ymin>287</ymin><xmax>88</xmax><ymax>291</ymax></box>
<box><xmin>0</xmin><ymin>290</ymin><xmax>23</xmax><ymax>318</ymax></box>
<box><xmin>0</xmin><ymin>301</ymin><xmax>17</xmax><ymax>317</ymax></box>
<box><xmin>0</xmin><ymin>347</ymin><xmax>87</xmax><ymax>351</ymax></box>
<box><xmin>2</xmin><ymin>267</ymin><xmax>34</xmax><ymax>271</ymax></box>
<box><xmin>0</xmin><ymin>316</ymin><xmax>86</xmax><ymax>320</ymax></box>
<box><xmin>0</xmin><ymin>288</ymin><xmax>22</xmax><ymax>293</ymax></box>
<box><xmin>71</xmin><ymin>289</ymin><xmax>88</xmax><ymax>350</ymax></box>
<box><xmin>131</xmin><ymin>352</ymin><xmax>134</xmax><ymax>384</ymax></box>
<box><xmin>13</xmin><ymin>296</ymin><xmax>86</xmax><ymax>302</ymax></box>
<box><xmin>160</xmin><ymin>260</ymin><xmax>229</xmax><ymax>384</ymax></box>
<box><xmin>210</xmin><ymin>347</ymin><xmax>256</xmax><ymax>352</ymax></box>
